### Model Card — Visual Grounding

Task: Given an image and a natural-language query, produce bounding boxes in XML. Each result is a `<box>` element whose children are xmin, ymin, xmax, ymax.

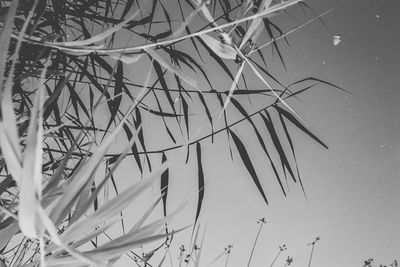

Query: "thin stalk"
<box><xmin>269</xmin><ymin>250</ymin><xmax>281</xmax><ymax>267</ymax></box>
<box><xmin>225</xmin><ymin>252</ymin><xmax>231</xmax><ymax>267</ymax></box>
<box><xmin>307</xmin><ymin>244</ymin><xmax>315</xmax><ymax>267</ymax></box>
<box><xmin>307</xmin><ymin>237</ymin><xmax>319</xmax><ymax>267</ymax></box>
<box><xmin>247</xmin><ymin>218</ymin><xmax>266</xmax><ymax>267</ymax></box>
<box><xmin>270</xmin><ymin>245</ymin><xmax>286</xmax><ymax>267</ymax></box>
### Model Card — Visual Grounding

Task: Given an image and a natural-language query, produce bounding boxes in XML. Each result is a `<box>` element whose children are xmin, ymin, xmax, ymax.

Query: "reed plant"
<box><xmin>0</xmin><ymin>0</ymin><xmax>343</xmax><ymax>266</ymax></box>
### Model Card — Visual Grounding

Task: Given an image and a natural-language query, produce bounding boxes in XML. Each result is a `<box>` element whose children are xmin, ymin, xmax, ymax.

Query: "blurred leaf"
<box><xmin>199</xmin><ymin>33</ymin><xmax>237</xmax><ymax>60</ymax></box>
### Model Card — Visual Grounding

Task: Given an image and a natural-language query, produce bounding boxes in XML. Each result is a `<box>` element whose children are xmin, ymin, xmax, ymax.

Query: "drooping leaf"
<box><xmin>195</xmin><ymin>142</ymin><xmax>204</xmax><ymax>226</ymax></box>
<box><xmin>229</xmin><ymin>98</ymin><xmax>286</xmax><ymax>195</ymax></box>
<box><xmin>260</xmin><ymin>111</ymin><xmax>296</xmax><ymax>182</ymax></box>
<box><xmin>160</xmin><ymin>152</ymin><xmax>169</xmax><ymax>217</ymax></box>
<box><xmin>274</xmin><ymin>105</ymin><xmax>328</xmax><ymax>149</ymax></box>
<box><xmin>229</xmin><ymin>130</ymin><xmax>268</xmax><ymax>205</ymax></box>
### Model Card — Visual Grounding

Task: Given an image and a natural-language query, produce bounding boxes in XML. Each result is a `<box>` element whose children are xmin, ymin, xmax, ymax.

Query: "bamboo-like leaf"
<box><xmin>274</xmin><ymin>105</ymin><xmax>328</xmax><ymax>148</ymax></box>
<box><xmin>146</xmin><ymin>48</ymin><xmax>197</xmax><ymax>87</ymax></box>
<box><xmin>229</xmin><ymin>98</ymin><xmax>286</xmax><ymax>195</ymax></box>
<box><xmin>161</xmin><ymin>152</ymin><xmax>169</xmax><ymax>217</ymax></box>
<box><xmin>51</xmin><ymin>9</ymin><xmax>142</xmax><ymax>47</ymax></box>
<box><xmin>197</xmin><ymin>92</ymin><xmax>213</xmax><ymax>138</ymax></box>
<box><xmin>229</xmin><ymin>130</ymin><xmax>268</xmax><ymax>204</ymax></box>
<box><xmin>122</xmin><ymin>123</ymin><xmax>143</xmax><ymax>174</ymax></box>
<box><xmin>49</xmin><ymin>85</ymin><xmax>148</xmax><ymax>224</ymax></box>
<box><xmin>104</xmin><ymin>61</ymin><xmax>124</xmax><ymax>137</ymax></box>
<box><xmin>196</xmin><ymin>36</ymin><xmax>235</xmax><ymax>81</ymax></box>
<box><xmin>260</xmin><ymin>111</ymin><xmax>296</xmax><ymax>182</ymax></box>
<box><xmin>195</xmin><ymin>142</ymin><xmax>204</xmax><ymax>226</ymax></box>
<box><xmin>43</xmin><ymin>73</ymin><xmax>72</xmax><ymax>120</ymax></box>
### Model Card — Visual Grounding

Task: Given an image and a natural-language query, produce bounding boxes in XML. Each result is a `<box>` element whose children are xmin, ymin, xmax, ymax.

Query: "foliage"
<box><xmin>0</xmin><ymin>0</ymin><xmax>342</xmax><ymax>266</ymax></box>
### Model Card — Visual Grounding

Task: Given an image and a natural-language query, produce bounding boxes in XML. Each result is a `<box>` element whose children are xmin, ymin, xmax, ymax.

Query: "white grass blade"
<box><xmin>219</xmin><ymin>61</ymin><xmax>245</xmax><ymax>118</ymax></box>
<box><xmin>71</xmin><ymin>218</ymin><xmax>119</xmax><ymax>249</ymax></box>
<box><xmin>109</xmin><ymin>53</ymin><xmax>143</xmax><ymax>64</ymax></box>
<box><xmin>36</xmin><ymin>206</ymin><xmax>106</xmax><ymax>267</ymax></box>
<box><xmin>199</xmin><ymin>33</ymin><xmax>237</xmax><ymax>60</ymax></box>
<box><xmin>130</xmin><ymin>195</ymin><xmax>162</xmax><ymax>232</ymax></box>
<box><xmin>45</xmin><ymin>231</ymin><xmax>178</xmax><ymax>266</ymax></box>
<box><xmin>59</xmin><ymin>162</ymin><xmax>170</xmax><ymax>245</ymax></box>
<box><xmin>50</xmin><ymin>99</ymin><xmax>143</xmax><ymax>223</ymax></box>
<box><xmin>19</xmin><ymin>64</ymin><xmax>47</xmax><ymax>238</ymax></box>
<box><xmin>239</xmin><ymin>0</ymin><xmax>272</xmax><ymax>50</ymax></box>
<box><xmin>0</xmin><ymin>123</ymin><xmax>22</xmax><ymax>183</ymax></box>
<box><xmin>70</xmin><ymin>125</ymin><xmax>142</xmax><ymax>224</ymax></box>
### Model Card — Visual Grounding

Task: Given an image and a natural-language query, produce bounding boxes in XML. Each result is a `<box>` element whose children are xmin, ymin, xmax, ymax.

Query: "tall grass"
<box><xmin>0</xmin><ymin>0</ymin><xmax>343</xmax><ymax>266</ymax></box>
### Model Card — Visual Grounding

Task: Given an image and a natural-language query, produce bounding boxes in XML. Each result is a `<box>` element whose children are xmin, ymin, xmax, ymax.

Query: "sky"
<box><xmin>106</xmin><ymin>0</ymin><xmax>399</xmax><ymax>266</ymax></box>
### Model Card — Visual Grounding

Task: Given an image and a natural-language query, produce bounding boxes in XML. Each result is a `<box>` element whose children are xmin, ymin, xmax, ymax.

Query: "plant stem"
<box><xmin>307</xmin><ymin>243</ymin><xmax>315</xmax><ymax>267</ymax></box>
<box><xmin>247</xmin><ymin>219</ymin><xmax>266</xmax><ymax>267</ymax></box>
<box><xmin>269</xmin><ymin>249</ymin><xmax>282</xmax><ymax>267</ymax></box>
<box><xmin>225</xmin><ymin>252</ymin><xmax>231</xmax><ymax>267</ymax></box>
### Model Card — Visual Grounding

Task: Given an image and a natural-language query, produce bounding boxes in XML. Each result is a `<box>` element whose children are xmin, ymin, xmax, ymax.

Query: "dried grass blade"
<box><xmin>219</xmin><ymin>61</ymin><xmax>245</xmax><ymax>118</ymax></box>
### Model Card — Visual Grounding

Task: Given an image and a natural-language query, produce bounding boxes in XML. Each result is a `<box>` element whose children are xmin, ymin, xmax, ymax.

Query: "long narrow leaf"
<box><xmin>229</xmin><ymin>130</ymin><xmax>268</xmax><ymax>204</ymax></box>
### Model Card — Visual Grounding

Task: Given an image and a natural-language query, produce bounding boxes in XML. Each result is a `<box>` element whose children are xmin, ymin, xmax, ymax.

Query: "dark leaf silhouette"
<box><xmin>195</xmin><ymin>142</ymin><xmax>205</xmax><ymax>227</ymax></box>
<box><xmin>229</xmin><ymin>130</ymin><xmax>269</xmax><ymax>205</ymax></box>
<box><xmin>161</xmin><ymin>152</ymin><xmax>169</xmax><ymax>217</ymax></box>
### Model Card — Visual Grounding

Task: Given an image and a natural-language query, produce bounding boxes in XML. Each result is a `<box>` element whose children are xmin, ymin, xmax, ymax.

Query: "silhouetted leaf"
<box><xmin>274</xmin><ymin>105</ymin><xmax>328</xmax><ymax>149</ymax></box>
<box><xmin>160</xmin><ymin>152</ymin><xmax>169</xmax><ymax>217</ymax></box>
<box><xmin>195</xmin><ymin>142</ymin><xmax>204</xmax><ymax>226</ymax></box>
<box><xmin>229</xmin><ymin>130</ymin><xmax>268</xmax><ymax>205</ymax></box>
<box><xmin>260</xmin><ymin>111</ymin><xmax>296</xmax><ymax>182</ymax></box>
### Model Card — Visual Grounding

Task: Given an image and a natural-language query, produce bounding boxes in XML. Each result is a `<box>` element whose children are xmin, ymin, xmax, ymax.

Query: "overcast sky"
<box><xmin>170</xmin><ymin>1</ymin><xmax>399</xmax><ymax>266</ymax></box>
<box><xmin>110</xmin><ymin>0</ymin><xmax>399</xmax><ymax>266</ymax></box>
